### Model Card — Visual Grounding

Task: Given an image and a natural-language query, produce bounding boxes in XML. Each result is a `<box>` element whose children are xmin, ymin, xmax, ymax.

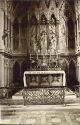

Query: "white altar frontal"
<box><xmin>23</xmin><ymin>70</ymin><xmax>66</xmax><ymax>87</ymax></box>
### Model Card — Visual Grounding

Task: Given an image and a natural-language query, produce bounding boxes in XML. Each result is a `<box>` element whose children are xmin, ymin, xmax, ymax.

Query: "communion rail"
<box><xmin>0</xmin><ymin>86</ymin><xmax>66</xmax><ymax>105</ymax></box>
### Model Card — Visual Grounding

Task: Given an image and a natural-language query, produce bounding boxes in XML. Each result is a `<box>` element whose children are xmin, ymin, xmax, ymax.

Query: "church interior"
<box><xmin>1</xmin><ymin>1</ymin><xmax>80</xmax><ymax>124</ymax></box>
<box><xmin>0</xmin><ymin>0</ymin><xmax>80</xmax><ymax>93</ymax></box>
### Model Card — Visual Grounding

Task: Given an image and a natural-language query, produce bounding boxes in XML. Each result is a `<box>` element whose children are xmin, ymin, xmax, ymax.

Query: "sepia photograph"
<box><xmin>0</xmin><ymin>0</ymin><xmax>80</xmax><ymax>124</ymax></box>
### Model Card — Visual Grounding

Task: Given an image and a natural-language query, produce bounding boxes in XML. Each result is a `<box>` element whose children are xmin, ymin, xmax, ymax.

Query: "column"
<box><xmin>11</xmin><ymin>21</ymin><xmax>13</xmax><ymax>51</ymax></box>
<box><xmin>77</xmin><ymin>56</ymin><xmax>80</xmax><ymax>82</ymax></box>
<box><xmin>0</xmin><ymin>55</ymin><xmax>4</xmax><ymax>87</ymax></box>
<box><xmin>18</xmin><ymin>19</ymin><xmax>22</xmax><ymax>51</ymax></box>
<box><xmin>8</xmin><ymin>19</ymin><xmax>11</xmax><ymax>51</ymax></box>
<box><xmin>76</xmin><ymin>18</ymin><xmax>79</xmax><ymax>51</ymax></box>
<box><xmin>8</xmin><ymin>62</ymin><xmax>10</xmax><ymax>85</ymax></box>
<box><xmin>11</xmin><ymin>63</ymin><xmax>13</xmax><ymax>85</ymax></box>
<box><xmin>7</xmin><ymin>18</ymin><xmax>10</xmax><ymax>51</ymax></box>
<box><xmin>56</xmin><ymin>20</ymin><xmax>59</xmax><ymax>54</ymax></box>
<box><xmin>0</xmin><ymin>8</ymin><xmax>5</xmax><ymax>50</ymax></box>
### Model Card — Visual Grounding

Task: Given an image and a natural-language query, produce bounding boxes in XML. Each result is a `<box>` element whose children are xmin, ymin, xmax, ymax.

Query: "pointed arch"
<box><xmin>41</xmin><ymin>14</ymin><xmax>47</xmax><ymax>24</ymax></box>
<box><xmin>13</xmin><ymin>62</ymin><xmax>20</xmax><ymax>87</ymax></box>
<box><xmin>51</xmin><ymin>14</ymin><xmax>57</xmax><ymax>25</ymax></box>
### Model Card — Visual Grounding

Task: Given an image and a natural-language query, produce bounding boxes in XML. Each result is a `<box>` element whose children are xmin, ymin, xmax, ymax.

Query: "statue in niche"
<box><xmin>30</xmin><ymin>26</ymin><xmax>37</xmax><ymax>53</ymax></box>
<box><xmin>48</xmin><ymin>15</ymin><xmax>57</xmax><ymax>54</ymax></box>
<box><xmin>40</xmin><ymin>26</ymin><xmax>47</xmax><ymax>54</ymax></box>
<box><xmin>40</xmin><ymin>14</ymin><xmax>47</xmax><ymax>54</ymax></box>
<box><xmin>48</xmin><ymin>25</ymin><xmax>56</xmax><ymax>54</ymax></box>
<box><xmin>59</xmin><ymin>24</ymin><xmax>66</xmax><ymax>50</ymax></box>
<box><xmin>30</xmin><ymin>14</ymin><xmax>38</xmax><ymax>53</ymax></box>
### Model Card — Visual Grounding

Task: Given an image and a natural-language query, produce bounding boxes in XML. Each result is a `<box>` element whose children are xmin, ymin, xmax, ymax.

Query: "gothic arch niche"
<box><xmin>21</xmin><ymin>61</ymin><xmax>27</xmax><ymax>86</ymax></box>
<box><xmin>48</xmin><ymin>14</ymin><xmax>57</xmax><ymax>54</ymax></box>
<box><xmin>67</xmin><ymin>17</ymin><xmax>75</xmax><ymax>50</ymax></box>
<box><xmin>61</xmin><ymin>60</ymin><xmax>69</xmax><ymax>85</ymax></box>
<box><xmin>30</xmin><ymin>14</ymin><xmax>38</xmax><ymax>54</ymax></box>
<box><xmin>51</xmin><ymin>14</ymin><xmax>56</xmax><ymax>25</ymax></box>
<box><xmin>40</xmin><ymin>14</ymin><xmax>47</xmax><ymax>54</ymax></box>
<box><xmin>13</xmin><ymin>62</ymin><xmax>20</xmax><ymax>87</ymax></box>
<box><xmin>13</xmin><ymin>18</ymin><xmax>19</xmax><ymax>50</ymax></box>
<box><xmin>68</xmin><ymin>60</ymin><xmax>78</xmax><ymax>90</ymax></box>
<box><xmin>41</xmin><ymin>14</ymin><xmax>47</xmax><ymax>24</ymax></box>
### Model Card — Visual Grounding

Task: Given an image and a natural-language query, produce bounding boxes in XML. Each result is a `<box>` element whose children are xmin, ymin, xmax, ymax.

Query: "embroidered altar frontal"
<box><xmin>23</xmin><ymin>71</ymin><xmax>66</xmax><ymax>104</ymax></box>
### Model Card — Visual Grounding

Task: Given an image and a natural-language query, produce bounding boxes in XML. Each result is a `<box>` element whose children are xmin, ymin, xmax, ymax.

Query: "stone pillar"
<box><xmin>0</xmin><ymin>8</ymin><xmax>4</xmax><ymax>51</ymax></box>
<box><xmin>0</xmin><ymin>55</ymin><xmax>4</xmax><ymax>87</ymax></box>
<box><xmin>0</xmin><ymin>8</ymin><xmax>5</xmax><ymax>87</ymax></box>
<box><xmin>56</xmin><ymin>20</ymin><xmax>59</xmax><ymax>54</ymax></box>
<box><xmin>77</xmin><ymin>56</ymin><xmax>80</xmax><ymax>82</ymax></box>
<box><xmin>18</xmin><ymin>19</ymin><xmax>22</xmax><ymax>51</ymax></box>
<box><xmin>4</xmin><ymin>59</ymin><xmax>8</xmax><ymax>87</ymax></box>
<box><xmin>77</xmin><ymin>16</ymin><xmax>80</xmax><ymax>52</ymax></box>
<box><xmin>8</xmin><ymin>61</ymin><xmax>10</xmax><ymax>85</ymax></box>
<box><xmin>11</xmin><ymin>60</ymin><xmax>13</xmax><ymax>84</ymax></box>
<box><xmin>11</xmin><ymin>22</ymin><xmax>13</xmax><ymax>51</ymax></box>
<box><xmin>8</xmin><ymin>19</ymin><xmax>11</xmax><ymax>51</ymax></box>
<box><xmin>5</xmin><ymin>63</ymin><xmax>8</xmax><ymax>86</ymax></box>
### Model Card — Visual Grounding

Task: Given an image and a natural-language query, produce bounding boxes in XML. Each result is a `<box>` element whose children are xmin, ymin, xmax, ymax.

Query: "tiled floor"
<box><xmin>1</xmin><ymin>104</ymin><xmax>80</xmax><ymax>125</ymax></box>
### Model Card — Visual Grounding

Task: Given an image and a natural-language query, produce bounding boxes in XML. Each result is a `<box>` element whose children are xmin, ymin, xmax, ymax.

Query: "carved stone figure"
<box><xmin>30</xmin><ymin>26</ymin><xmax>37</xmax><ymax>53</ymax></box>
<box><xmin>48</xmin><ymin>24</ymin><xmax>56</xmax><ymax>54</ymax></box>
<box><xmin>51</xmin><ymin>76</ymin><xmax>60</xmax><ymax>86</ymax></box>
<box><xmin>30</xmin><ymin>76</ymin><xmax>38</xmax><ymax>86</ymax></box>
<box><xmin>40</xmin><ymin>25</ymin><xmax>47</xmax><ymax>54</ymax></box>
